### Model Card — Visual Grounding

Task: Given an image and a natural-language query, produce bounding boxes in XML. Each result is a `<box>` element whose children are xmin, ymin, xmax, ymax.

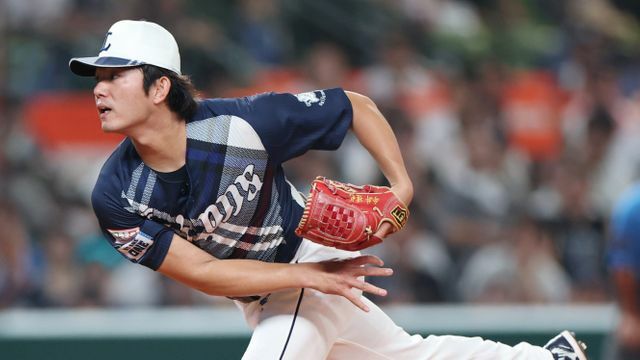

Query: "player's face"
<box><xmin>93</xmin><ymin>67</ymin><xmax>153</xmax><ymax>133</ymax></box>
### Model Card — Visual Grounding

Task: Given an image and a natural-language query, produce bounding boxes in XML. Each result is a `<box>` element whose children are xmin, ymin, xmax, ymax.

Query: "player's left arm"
<box><xmin>345</xmin><ymin>91</ymin><xmax>414</xmax><ymax>238</ymax></box>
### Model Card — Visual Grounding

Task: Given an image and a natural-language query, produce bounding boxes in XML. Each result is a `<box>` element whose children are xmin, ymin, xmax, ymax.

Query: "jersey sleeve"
<box><xmin>92</xmin><ymin>179</ymin><xmax>173</xmax><ymax>270</ymax></box>
<box><xmin>205</xmin><ymin>88</ymin><xmax>353</xmax><ymax>164</ymax></box>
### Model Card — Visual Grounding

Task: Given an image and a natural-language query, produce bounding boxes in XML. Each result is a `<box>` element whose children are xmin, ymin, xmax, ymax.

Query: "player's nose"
<box><xmin>93</xmin><ymin>81</ymin><xmax>108</xmax><ymax>99</ymax></box>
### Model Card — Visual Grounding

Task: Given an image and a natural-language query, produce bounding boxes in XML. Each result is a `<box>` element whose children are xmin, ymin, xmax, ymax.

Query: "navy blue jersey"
<box><xmin>92</xmin><ymin>88</ymin><xmax>352</xmax><ymax>270</ymax></box>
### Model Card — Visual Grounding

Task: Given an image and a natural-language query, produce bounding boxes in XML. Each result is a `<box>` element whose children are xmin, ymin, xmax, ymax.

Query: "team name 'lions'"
<box><xmin>197</xmin><ymin>164</ymin><xmax>263</xmax><ymax>232</ymax></box>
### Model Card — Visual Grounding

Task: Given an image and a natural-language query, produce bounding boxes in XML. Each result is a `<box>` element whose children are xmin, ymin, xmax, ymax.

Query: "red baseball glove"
<box><xmin>295</xmin><ymin>177</ymin><xmax>409</xmax><ymax>251</ymax></box>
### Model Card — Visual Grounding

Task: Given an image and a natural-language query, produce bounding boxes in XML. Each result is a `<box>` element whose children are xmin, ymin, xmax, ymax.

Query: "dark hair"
<box><xmin>140</xmin><ymin>65</ymin><xmax>199</xmax><ymax>120</ymax></box>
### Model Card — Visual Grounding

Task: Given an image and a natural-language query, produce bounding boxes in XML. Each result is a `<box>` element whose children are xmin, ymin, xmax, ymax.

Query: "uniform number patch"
<box><xmin>108</xmin><ymin>227</ymin><xmax>153</xmax><ymax>262</ymax></box>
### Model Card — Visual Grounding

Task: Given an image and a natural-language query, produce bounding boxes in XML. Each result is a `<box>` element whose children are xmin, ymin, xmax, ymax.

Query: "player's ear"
<box><xmin>151</xmin><ymin>76</ymin><xmax>171</xmax><ymax>104</ymax></box>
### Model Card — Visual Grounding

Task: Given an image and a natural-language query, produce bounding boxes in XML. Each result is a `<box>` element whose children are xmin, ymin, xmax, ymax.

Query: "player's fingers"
<box><xmin>359</xmin><ymin>266</ymin><xmax>393</xmax><ymax>278</ymax></box>
<box><xmin>362</xmin><ymin>281</ymin><xmax>388</xmax><ymax>297</ymax></box>
<box><xmin>342</xmin><ymin>287</ymin><xmax>371</xmax><ymax>312</ymax></box>
<box><xmin>347</xmin><ymin>254</ymin><xmax>384</xmax><ymax>267</ymax></box>
<box><xmin>373</xmin><ymin>222</ymin><xmax>393</xmax><ymax>239</ymax></box>
<box><xmin>348</xmin><ymin>278</ymin><xmax>388</xmax><ymax>297</ymax></box>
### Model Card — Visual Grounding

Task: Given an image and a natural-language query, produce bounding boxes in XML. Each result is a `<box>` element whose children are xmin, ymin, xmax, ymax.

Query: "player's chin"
<box><xmin>100</xmin><ymin>122</ymin><xmax>117</xmax><ymax>132</ymax></box>
<box><xmin>100</xmin><ymin>119</ymin><xmax>124</xmax><ymax>133</ymax></box>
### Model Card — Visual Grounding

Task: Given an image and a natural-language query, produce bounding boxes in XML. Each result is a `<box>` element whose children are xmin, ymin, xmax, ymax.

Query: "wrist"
<box><xmin>391</xmin><ymin>180</ymin><xmax>413</xmax><ymax>206</ymax></box>
<box><xmin>292</xmin><ymin>262</ymin><xmax>315</xmax><ymax>289</ymax></box>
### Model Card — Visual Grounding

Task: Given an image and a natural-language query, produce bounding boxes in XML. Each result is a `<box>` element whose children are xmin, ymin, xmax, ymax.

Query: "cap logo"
<box><xmin>100</xmin><ymin>31</ymin><xmax>112</xmax><ymax>52</ymax></box>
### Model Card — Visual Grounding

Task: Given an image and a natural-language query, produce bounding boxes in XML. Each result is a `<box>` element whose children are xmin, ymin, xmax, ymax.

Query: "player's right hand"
<box><xmin>297</xmin><ymin>255</ymin><xmax>393</xmax><ymax>312</ymax></box>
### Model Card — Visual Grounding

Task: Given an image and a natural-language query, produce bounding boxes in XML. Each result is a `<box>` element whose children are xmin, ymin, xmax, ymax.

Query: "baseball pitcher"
<box><xmin>69</xmin><ymin>20</ymin><xmax>587</xmax><ymax>360</ymax></box>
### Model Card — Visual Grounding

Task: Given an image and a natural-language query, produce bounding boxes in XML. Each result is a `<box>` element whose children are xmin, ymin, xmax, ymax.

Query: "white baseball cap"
<box><xmin>69</xmin><ymin>20</ymin><xmax>181</xmax><ymax>76</ymax></box>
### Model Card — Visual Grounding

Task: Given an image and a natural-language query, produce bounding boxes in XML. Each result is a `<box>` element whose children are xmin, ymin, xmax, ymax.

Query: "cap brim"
<box><xmin>69</xmin><ymin>56</ymin><xmax>146</xmax><ymax>76</ymax></box>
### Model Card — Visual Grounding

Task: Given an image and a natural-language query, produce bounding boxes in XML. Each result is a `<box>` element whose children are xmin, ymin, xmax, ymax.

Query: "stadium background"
<box><xmin>2</xmin><ymin>0</ymin><xmax>640</xmax><ymax>359</ymax></box>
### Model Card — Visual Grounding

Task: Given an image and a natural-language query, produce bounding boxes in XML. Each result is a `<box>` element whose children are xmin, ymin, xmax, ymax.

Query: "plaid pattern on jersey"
<box><xmin>122</xmin><ymin>115</ymin><xmax>286</xmax><ymax>262</ymax></box>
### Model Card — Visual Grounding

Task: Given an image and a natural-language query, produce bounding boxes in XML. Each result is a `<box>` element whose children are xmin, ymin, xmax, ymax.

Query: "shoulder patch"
<box><xmin>294</xmin><ymin>90</ymin><xmax>326</xmax><ymax>107</ymax></box>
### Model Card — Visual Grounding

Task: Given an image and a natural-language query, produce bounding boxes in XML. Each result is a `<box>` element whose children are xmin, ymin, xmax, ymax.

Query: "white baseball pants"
<box><xmin>237</xmin><ymin>239</ymin><xmax>553</xmax><ymax>360</ymax></box>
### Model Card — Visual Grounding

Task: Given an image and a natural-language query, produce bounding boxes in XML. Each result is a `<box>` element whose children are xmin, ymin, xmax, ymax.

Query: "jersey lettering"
<box><xmin>198</xmin><ymin>164</ymin><xmax>263</xmax><ymax>232</ymax></box>
<box><xmin>109</xmin><ymin>230</ymin><xmax>154</xmax><ymax>262</ymax></box>
<box><xmin>127</xmin><ymin>239</ymin><xmax>150</xmax><ymax>257</ymax></box>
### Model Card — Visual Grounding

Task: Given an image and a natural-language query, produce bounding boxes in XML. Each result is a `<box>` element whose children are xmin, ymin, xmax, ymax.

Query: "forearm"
<box><xmin>183</xmin><ymin>259</ymin><xmax>308</xmax><ymax>297</ymax></box>
<box><xmin>159</xmin><ymin>235</ymin><xmax>307</xmax><ymax>296</ymax></box>
<box><xmin>345</xmin><ymin>91</ymin><xmax>413</xmax><ymax>203</ymax></box>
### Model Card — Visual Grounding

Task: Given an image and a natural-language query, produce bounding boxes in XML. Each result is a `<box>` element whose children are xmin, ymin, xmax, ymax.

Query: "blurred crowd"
<box><xmin>2</xmin><ymin>0</ymin><xmax>640</xmax><ymax>309</ymax></box>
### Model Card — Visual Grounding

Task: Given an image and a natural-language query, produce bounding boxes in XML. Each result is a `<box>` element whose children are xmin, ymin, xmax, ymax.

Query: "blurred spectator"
<box><xmin>6</xmin><ymin>0</ymin><xmax>72</xmax><ymax>30</ymax></box>
<box><xmin>457</xmin><ymin>215</ymin><xmax>571</xmax><ymax>303</ymax></box>
<box><xmin>40</xmin><ymin>230</ymin><xmax>82</xmax><ymax>307</ymax></box>
<box><xmin>367</xmin><ymin>216</ymin><xmax>454</xmax><ymax>304</ymax></box>
<box><xmin>230</xmin><ymin>0</ymin><xmax>291</xmax><ymax>67</ymax></box>
<box><xmin>104</xmin><ymin>262</ymin><xmax>162</xmax><ymax>307</ymax></box>
<box><xmin>530</xmin><ymin>156</ymin><xmax>608</xmax><ymax>301</ymax></box>
<box><xmin>0</xmin><ymin>202</ymin><xmax>42</xmax><ymax>308</ymax></box>
<box><xmin>299</xmin><ymin>42</ymin><xmax>354</xmax><ymax>90</ymax></box>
